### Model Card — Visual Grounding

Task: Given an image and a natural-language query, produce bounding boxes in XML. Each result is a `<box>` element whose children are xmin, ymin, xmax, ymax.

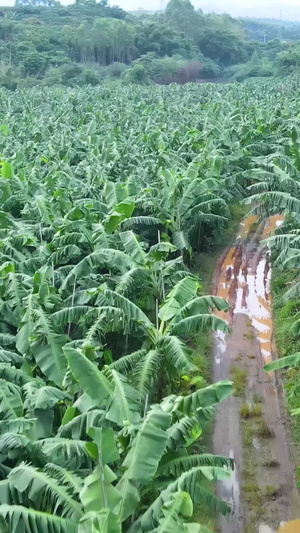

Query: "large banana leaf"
<box><xmin>80</xmin><ymin>464</ymin><xmax>121</xmax><ymax>513</ymax></box>
<box><xmin>170</xmin><ymin>314</ymin><xmax>229</xmax><ymax>335</ymax></box>
<box><xmin>116</xmin><ymin>267</ymin><xmax>150</xmax><ymax>295</ymax></box>
<box><xmin>120</xmin><ymin>231</ymin><xmax>146</xmax><ymax>264</ymax></box>
<box><xmin>0</xmin><ymin>504</ymin><xmax>77</xmax><ymax>533</ymax></box>
<box><xmin>16</xmin><ymin>294</ymin><xmax>35</xmax><ymax>354</ymax></box>
<box><xmin>166</xmin><ymin>413</ymin><xmax>206</xmax><ymax>451</ymax></box>
<box><xmin>0</xmin><ymin>349</ymin><xmax>24</xmax><ymax>365</ymax></box>
<box><xmin>281</xmin><ymin>248</ymin><xmax>300</xmax><ymax>269</ymax></box>
<box><xmin>105</xmin><ymin>369</ymin><xmax>142</xmax><ymax>425</ymax></box>
<box><xmin>0</xmin><ymin>364</ymin><xmax>34</xmax><ymax>385</ymax></box>
<box><xmin>61</xmin><ymin>249</ymin><xmax>136</xmax><ymax>291</ymax></box>
<box><xmin>104</xmin><ymin>181</ymin><xmax>127</xmax><ymax>210</ymax></box>
<box><xmin>8</xmin><ymin>463</ymin><xmax>83</xmax><ymax>521</ymax></box>
<box><xmin>133</xmin><ymin>349</ymin><xmax>161</xmax><ymax>397</ymax></box>
<box><xmin>31</xmin><ymin>308</ymin><xmax>68</xmax><ymax>387</ymax></box>
<box><xmin>131</xmin><ymin>466</ymin><xmax>231</xmax><ymax>532</ymax></box>
<box><xmin>171</xmin><ymin>381</ymin><xmax>234</xmax><ymax>416</ymax></box>
<box><xmin>159</xmin><ymin>277</ymin><xmax>199</xmax><ymax>323</ymax></box>
<box><xmin>105</xmin><ymin>200</ymin><xmax>135</xmax><ymax>233</ymax></box>
<box><xmin>64</xmin><ymin>345</ymin><xmax>113</xmax><ymax>406</ymax></box>
<box><xmin>264</xmin><ymin>352</ymin><xmax>300</xmax><ymax>371</ymax></box>
<box><xmin>0</xmin><ymin>380</ymin><xmax>23</xmax><ymax>419</ymax></box>
<box><xmin>79</xmin><ymin>510</ymin><xmax>121</xmax><ymax>533</ymax></box>
<box><xmin>108</xmin><ymin>349</ymin><xmax>147</xmax><ymax>375</ymax></box>
<box><xmin>122</xmin><ymin>407</ymin><xmax>172</xmax><ymax>484</ymax></box>
<box><xmin>98</xmin><ymin>290</ymin><xmax>153</xmax><ymax>330</ymax></box>
<box><xmin>152</xmin><ymin>490</ymin><xmax>211</xmax><ymax>532</ymax></box>
<box><xmin>23</xmin><ymin>382</ymin><xmax>69</xmax><ymax>411</ymax></box>
<box><xmin>158</xmin><ymin>336</ymin><xmax>196</xmax><ymax>371</ymax></box>
<box><xmin>172</xmin><ymin>231</ymin><xmax>191</xmax><ymax>252</ymax></box>
<box><xmin>157</xmin><ymin>453</ymin><xmax>234</xmax><ymax>478</ymax></box>
<box><xmin>152</xmin><ymin>490</ymin><xmax>193</xmax><ymax>533</ymax></box>
<box><xmin>244</xmin><ymin>191</ymin><xmax>300</xmax><ymax>213</ymax></box>
<box><xmin>171</xmin><ymin>296</ymin><xmax>230</xmax><ymax>324</ymax></box>
<box><xmin>33</xmin><ymin>437</ymin><xmax>91</xmax><ymax>467</ymax></box>
<box><xmin>44</xmin><ymin>463</ymin><xmax>84</xmax><ymax>495</ymax></box>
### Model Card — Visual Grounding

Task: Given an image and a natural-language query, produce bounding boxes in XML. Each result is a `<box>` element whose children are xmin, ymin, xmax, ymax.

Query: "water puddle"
<box><xmin>215</xmin><ymin>216</ymin><xmax>284</xmax><ymax>370</ymax></box>
<box><xmin>238</xmin><ymin>215</ymin><xmax>259</xmax><ymax>240</ymax></box>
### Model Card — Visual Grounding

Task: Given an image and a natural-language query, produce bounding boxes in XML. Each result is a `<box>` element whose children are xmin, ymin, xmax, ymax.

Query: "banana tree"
<box><xmin>48</xmin><ymin>275</ymin><xmax>230</xmax><ymax>400</ymax></box>
<box><xmin>99</xmin><ymin>275</ymin><xmax>230</xmax><ymax>399</ymax></box>
<box><xmin>265</xmin><ymin>353</ymin><xmax>300</xmax><ymax>418</ymax></box>
<box><xmin>138</xmin><ymin>164</ymin><xmax>229</xmax><ymax>254</ymax></box>
<box><xmin>0</xmin><ymin>345</ymin><xmax>234</xmax><ymax>533</ymax></box>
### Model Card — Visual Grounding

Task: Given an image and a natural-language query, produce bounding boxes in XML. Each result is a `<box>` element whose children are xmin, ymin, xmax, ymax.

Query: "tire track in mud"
<box><xmin>212</xmin><ymin>216</ymin><xmax>300</xmax><ymax>533</ymax></box>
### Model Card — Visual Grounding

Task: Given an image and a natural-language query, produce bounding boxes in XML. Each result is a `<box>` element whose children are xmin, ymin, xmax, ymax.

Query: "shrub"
<box><xmin>124</xmin><ymin>62</ymin><xmax>150</xmax><ymax>84</ymax></box>
<box><xmin>23</xmin><ymin>50</ymin><xmax>46</xmax><ymax>75</ymax></box>
<box><xmin>83</xmin><ymin>68</ymin><xmax>101</xmax><ymax>86</ymax></box>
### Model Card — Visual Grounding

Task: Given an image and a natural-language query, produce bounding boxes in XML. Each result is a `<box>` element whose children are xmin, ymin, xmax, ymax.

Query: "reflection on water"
<box><xmin>215</xmin><ymin>215</ymin><xmax>285</xmax><ymax>372</ymax></box>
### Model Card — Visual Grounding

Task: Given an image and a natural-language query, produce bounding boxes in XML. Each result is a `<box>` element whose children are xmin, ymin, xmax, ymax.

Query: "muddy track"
<box><xmin>212</xmin><ymin>216</ymin><xmax>300</xmax><ymax>533</ymax></box>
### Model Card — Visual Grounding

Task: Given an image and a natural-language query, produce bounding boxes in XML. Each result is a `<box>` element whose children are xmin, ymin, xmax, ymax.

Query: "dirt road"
<box><xmin>212</xmin><ymin>216</ymin><xmax>300</xmax><ymax>533</ymax></box>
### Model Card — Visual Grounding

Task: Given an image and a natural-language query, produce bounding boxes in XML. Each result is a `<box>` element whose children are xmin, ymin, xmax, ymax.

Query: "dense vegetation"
<box><xmin>2</xmin><ymin>0</ymin><xmax>300</xmax><ymax>88</ymax></box>
<box><xmin>247</xmin><ymin>127</ymin><xmax>300</xmax><ymax>458</ymax></box>
<box><xmin>1</xmin><ymin>76</ymin><xmax>300</xmax><ymax>531</ymax></box>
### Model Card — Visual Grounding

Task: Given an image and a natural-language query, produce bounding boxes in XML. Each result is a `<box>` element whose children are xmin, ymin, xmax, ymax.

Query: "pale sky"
<box><xmin>0</xmin><ymin>0</ymin><xmax>299</xmax><ymax>20</ymax></box>
<box><xmin>113</xmin><ymin>0</ymin><xmax>299</xmax><ymax>10</ymax></box>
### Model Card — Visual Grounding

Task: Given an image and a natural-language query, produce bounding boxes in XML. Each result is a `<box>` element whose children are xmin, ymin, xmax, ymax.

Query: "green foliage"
<box><xmin>230</xmin><ymin>367</ymin><xmax>248</xmax><ymax>395</ymax></box>
<box><xmin>0</xmin><ymin>0</ymin><xmax>296</xmax><ymax>88</ymax></box>
<box><xmin>124</xmin><ymin>62</ymin><xmax>150</xmax><ymax>85</ymax></box>
<box><xmin>0</xmin><ymin>81</ymin><xmax>258</xmax><ymax>531</ymax></box>
<box><xmin>276</xmin><ymin>43</ymin><xmax>300</xmax><ymax>75</ymax></box>
<box><xmin>3</xmin><ymin>73</ymin><xmax>300</xmax><ymax>530</ymax></box>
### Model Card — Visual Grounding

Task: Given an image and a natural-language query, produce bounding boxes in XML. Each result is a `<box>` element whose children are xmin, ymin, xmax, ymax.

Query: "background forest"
<box><xmin>2</xmin><ymin>0</ymin><xmax>300</xmax><ymax>88</ymax></box>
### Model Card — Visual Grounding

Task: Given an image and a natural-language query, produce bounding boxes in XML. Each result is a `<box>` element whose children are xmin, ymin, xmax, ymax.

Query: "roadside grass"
<box><xmin>242</xmin><ymin>434</ymin><xmax>264</xmax><ymax>527</ymax></box>
<box><xmin>265</xmin><ymin>485</ymin><xmax>279</xmax><ymax>498</ymax></box>
<box><xmin>244</xmin><ymin>331</ymin><xmax>254</xmax><ymax>340</ymax></box>
<box><xmin>240</xmin><ymin>403</ymin><xmax>262</xmax><ymax>418</ymax></box>
<box><xmin>255</xmin><ymin>419</ymin><xmax>274</xmax><ymax>438</ymax></box>
<box><xmin>231</xmin><ymin>366</ymin><xmax>248</xmax><ymax>395</ymax></box>
<box><xmin>253</xmin><ymin>393</ymin><xmax>262</xmax><ymax>403</ymax></box>
<box><xmin>243</xmin><ymin>423</ymin><xmax>254</xmax><ymax>446</ymax></box>
<box><xmin>263</xmin><ymin>456</ymin><xmax>279</xmax><ymax>467</ymax></box>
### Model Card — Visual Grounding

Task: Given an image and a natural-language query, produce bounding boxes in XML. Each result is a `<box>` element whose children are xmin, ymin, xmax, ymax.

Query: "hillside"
<box><xmin>1</xmin><ymin>0</ymin><xmax>300</xmax><ymax>88</ymax></box>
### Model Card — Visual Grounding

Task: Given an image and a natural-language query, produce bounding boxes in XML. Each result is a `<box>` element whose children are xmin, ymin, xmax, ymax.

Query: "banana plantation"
<box><xmin>0</xmin><ymin>78</ymin><xmax>300</xmax><ymax>532</ymax></box>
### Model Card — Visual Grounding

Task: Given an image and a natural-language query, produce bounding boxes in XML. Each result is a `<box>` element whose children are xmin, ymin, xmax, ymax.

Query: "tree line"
<box><xmin>1</xmin><ymin>0</ymin><xmax>300</xmax><ymax>88</ymax></box>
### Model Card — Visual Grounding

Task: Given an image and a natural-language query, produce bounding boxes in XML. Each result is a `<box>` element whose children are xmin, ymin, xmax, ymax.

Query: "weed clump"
<box><xmin>255</xmin><ymin>419</ymin><xmax>274</xmax><ymax>438</ymax></box>
<box><xmin>231</xmin><ymin>366</ymin><xmax>248</xmax><ymax>395</ymax></box>
<box><xmin>243</xmin><ymin>424</ymin><xmax>254</xmax><ymax>446</ymax></box>
<box><xmin>263</xmin><ymin>457</ymin><xmax>279</xmax><ymax>467</ymax></box>
<box><xmin>240</xmin><ymin>403</ymin><xmax>262</xmax><ymax>418</ymax></box>
<box><xmin>265</xmin><ymin>485</ymin><xmax>278</xmax><ymax>498</ymax></box>
<box><xmin>253</xmin><ymin>393</ymin><xmax>262</xmax><ymax>403</ymax></box>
